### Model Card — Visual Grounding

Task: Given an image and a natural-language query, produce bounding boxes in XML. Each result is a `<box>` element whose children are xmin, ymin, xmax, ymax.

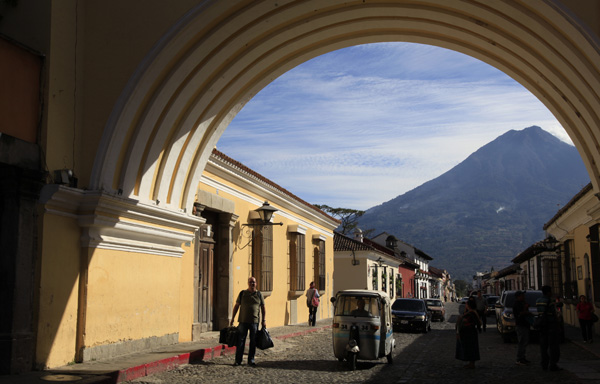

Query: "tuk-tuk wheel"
<box><xmin>386</xmin><ymin>352</ymin><xmax>393</xmax><ymax>364</ymax></box>
<box><xmin>337</xmin><ymin>357</ymin><xmax>344</xmax><ymax>362</ymax></box>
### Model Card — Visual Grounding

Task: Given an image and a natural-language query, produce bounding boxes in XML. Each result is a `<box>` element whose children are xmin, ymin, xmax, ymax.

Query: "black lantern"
<box><xmin>242</xmin><ymin>201</ymin><xmax>283</xmax><ymax>227</ymax></box>
<box><xmin>541</xmin><ymin>235</ymin><xmax>558</xmax><ymax>251</ymax></box>
<box><xmin>255</xmin><ymin>201</ymin><xmax>278</xmax><ymax>223</ymax></box>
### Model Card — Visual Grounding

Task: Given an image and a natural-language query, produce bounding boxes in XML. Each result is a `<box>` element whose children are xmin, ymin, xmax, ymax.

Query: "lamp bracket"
<box><xmin>242</xmin><ymin>222</ymin><xmax>284</xmax><ymax>227</ymax></box>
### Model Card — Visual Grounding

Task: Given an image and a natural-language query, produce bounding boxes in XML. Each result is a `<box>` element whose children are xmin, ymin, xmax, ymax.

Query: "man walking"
<box><xmin>230</xmin><ymin>277</ymin><xmax>266</xmax><ymax>367</ymax></box>
<box><xmin>475</xmin><ymin>291</ymin><xmax>487</xmax><ymax>332</ymax></box>
<box><xmin>536</xmin><ymin>285</ymin><xmax>562</xmax><ymax>371</ymax></box>
<box><xmin>513</xmin><ymin>291</ymin><xmax>531</xmax><ymax>365</ymax></box>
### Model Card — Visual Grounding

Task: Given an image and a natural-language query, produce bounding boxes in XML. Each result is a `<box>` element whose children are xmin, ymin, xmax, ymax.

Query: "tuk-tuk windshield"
<box><xmin>335</xmin><ymin>295</ymin><xmax>380</xmax><ymax>317</ymax></box>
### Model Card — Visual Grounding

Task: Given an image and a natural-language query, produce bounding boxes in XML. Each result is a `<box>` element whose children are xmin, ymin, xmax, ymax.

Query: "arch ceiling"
<box><xmin>90</xmin><ymin>0</ymin><xmax>600</xmax><ymax>213</ymax></box>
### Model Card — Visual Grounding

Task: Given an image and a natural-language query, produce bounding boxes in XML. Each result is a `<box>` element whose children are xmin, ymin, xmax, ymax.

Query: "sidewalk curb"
<box><xmin>568</xmin><ymin>339</ymin><xmax>600</xmax><ymax>359</ymax></box>
<box><xmin>113</xmin><ymin>325</ymin><xmax>331</xmax><ymax>383</ymax></box>
<box><xmin>112</xmin><ymin>344</ymin><xmax>236</xmax><ymax>382</ymax></box>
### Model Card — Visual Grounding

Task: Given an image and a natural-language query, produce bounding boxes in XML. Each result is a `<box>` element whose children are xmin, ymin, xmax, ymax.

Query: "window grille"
<box><xmin>316</xmin><ymin>240</ymin><xmax>325</xmax><ymax>290</ymax></box>
<box><xmin>252</xmin><ymin>225</ymin><xmax>273</xmax><ymax>291</ymax></box>
<box><xmin>590</xmin><ymin>225</ymin><xmax>600</xmax><ymax>302</ymax></box>
<box><xmin>289</xmin><ymin>233</ymin><xmax>305</xmax><ymax>291</ymax></box>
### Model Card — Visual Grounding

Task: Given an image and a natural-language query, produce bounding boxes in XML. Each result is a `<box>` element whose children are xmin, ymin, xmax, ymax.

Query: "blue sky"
<box><xmin>216</xmin><ymin>42</ymin><xmax>569</xmax><ymax>210</ymax></box>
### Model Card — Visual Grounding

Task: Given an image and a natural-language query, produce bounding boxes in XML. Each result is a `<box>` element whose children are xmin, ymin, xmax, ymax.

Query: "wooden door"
<box><xmin>198</xmin><ymin>241</ymin><xmax>214</xmax><ymax>330</ymax></box>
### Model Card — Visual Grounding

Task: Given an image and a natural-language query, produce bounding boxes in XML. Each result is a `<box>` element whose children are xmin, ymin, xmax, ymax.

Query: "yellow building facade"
<box><xmin>35</xmin><ymin>150</ymin><xmax>338</xmax><ymax>369</ymax></box>
<box><xmin>194</xmin><ymin>149</ymin><xmax>338</xmax><ymax>332</ymax></box>
<box><xmin>544</xmin><ymin>184</ymin><xmax>600</xmax><ymax>329</ymax></box>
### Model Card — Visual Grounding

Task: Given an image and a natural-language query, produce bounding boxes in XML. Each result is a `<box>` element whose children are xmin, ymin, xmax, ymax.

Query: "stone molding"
<box><xmin>40</xmin><ymin>185</ymin><xmax>204</xmax><ymax>257</ymax></box>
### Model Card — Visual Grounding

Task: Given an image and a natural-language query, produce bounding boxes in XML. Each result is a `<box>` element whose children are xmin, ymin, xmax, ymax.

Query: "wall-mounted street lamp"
<box><xmin>369</xmin><ymin>256</ymin><xmax>384</xmax><ymax>272</ymax></box>
<box><xmin>351</xmin><ymin>250</ymin><xmax>360</xmax><ymax>266</ymax></box>
<box><xmin>242</xmin><ymin>201</ymin><xmax>284</xmax><ymax>227</ymax></box>
<box><xmin>541</xmin><ymin>235</ymin><xmax>559</xmax><ymax>251</ymax></box>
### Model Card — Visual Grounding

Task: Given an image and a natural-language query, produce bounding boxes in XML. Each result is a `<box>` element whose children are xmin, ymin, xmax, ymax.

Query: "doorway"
<box><xmin>192</xmin><ymin>199</ymin><xmax>236</xmax><ymax>339</ymax></box>
<box><xmin>193</xmin><ymin>223</ymin><xmax>215</xmax><ymax>337</ymax></box>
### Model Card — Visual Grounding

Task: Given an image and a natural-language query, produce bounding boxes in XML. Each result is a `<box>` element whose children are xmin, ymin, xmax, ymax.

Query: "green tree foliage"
<box><xmin>314</xmin><ymin>205</ymin><xmax>365</xmax><ymax>235</ymax></box>
<box><xmin>454</xmin><ymin>279</ymin><xmax>469</xmax><ymax>298</ymax></box>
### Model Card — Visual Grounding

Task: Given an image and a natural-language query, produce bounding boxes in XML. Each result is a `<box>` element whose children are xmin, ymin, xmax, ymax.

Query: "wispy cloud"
<box><xmin>216</xmin><ymin>43</ymin><xmax>569</xmax><ymax>210</ymax></box>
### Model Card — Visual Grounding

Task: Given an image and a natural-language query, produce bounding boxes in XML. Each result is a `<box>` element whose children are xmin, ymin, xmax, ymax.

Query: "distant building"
<box><xmin>371</xmin><ymin>232</ymin><xmax>433</xmax><ymax>299</ymax></box>
<box><xmin>429</xmin><ymin>266</ymin><xmax>451</xmax><ymax>300</ymax></box>
<box><xmin>333</xmin><ymin>230</ymin><xmax>402</xmax><ymax>299</ymax></box>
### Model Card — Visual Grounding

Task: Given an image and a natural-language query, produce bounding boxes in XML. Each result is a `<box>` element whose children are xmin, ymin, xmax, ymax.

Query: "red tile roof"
<box><xmin>211</xmin><ymin>148</ymin><xmax>339</xmax><ymax>224</ymax></box>
<box><xmin>543</xmin><ymin>182</ymin><xmax>592</xmax><ymax>230</ymax></box>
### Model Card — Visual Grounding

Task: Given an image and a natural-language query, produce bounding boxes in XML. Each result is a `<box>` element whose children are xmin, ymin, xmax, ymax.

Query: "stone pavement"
<box><xmin>123</xmin><ymin>308</ymin><xmax>600</xmax><ymax>384</ymax></box>
<box><xmin>562</xmin><ymin>322</ymin><xmax>600</xmax><ymax>382</ymax></box>
<box><xmin>3</xmin><ymin>307</ymin><xmax>600</xmax><ymax>383</ymax></box>
<box><xmin>0</xmin><ymin>319</ymin><xmax>333</xmax><ymax>384</ymax></box>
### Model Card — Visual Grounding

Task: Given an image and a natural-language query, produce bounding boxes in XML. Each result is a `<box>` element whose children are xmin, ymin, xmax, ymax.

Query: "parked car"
<box><xmin>392</xmin><ymin>298</ymin><xmax>432</xmax><ymax>333</ymax></box>
<box><xmin>495</xmin><ymin>290</ymin><xmax>543</xmax><ymax>342</ymax></box>
<box><xmin>425</xmin><ymin>299</ymin><xmax>445</xmax><ymax>322</ymax></box>
<box><xmin>485</xmin><ymin>296</ymin><xmax>499</xmax><ymax>316</ymax></box>
<box><xmin>458</xmin><ymin>296</ymin><xmax>469</xmax><ymax>314</ymax></box>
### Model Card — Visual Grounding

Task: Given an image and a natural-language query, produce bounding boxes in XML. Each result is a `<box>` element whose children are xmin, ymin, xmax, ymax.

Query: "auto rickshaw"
<box><xmin>331</xmin><ymin>289</ymin><xmax>395</xmax><ymax>370</ymax></box>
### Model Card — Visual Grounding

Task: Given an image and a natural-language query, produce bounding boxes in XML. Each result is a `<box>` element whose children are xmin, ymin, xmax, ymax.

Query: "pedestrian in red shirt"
<box><xmin>576</xmin><ymin>294</ymin><xmax>595</xmax><ymax>343</ymax></box>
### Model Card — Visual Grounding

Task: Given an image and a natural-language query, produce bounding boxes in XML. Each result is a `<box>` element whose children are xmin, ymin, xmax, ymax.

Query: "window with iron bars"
<box><xmin>314</xmin><ymin>240</ymin><xmax>325</xmax><ymax>290</ymax></box>
<box><xmin>289</xmin><ymin>232</ymin><xmax>305</xmax><ymax>291</ymax></box>
<box><xmin>562</xmin><ymin>240</ymin><xmax>576</xmax><ymax>300</ymax></box>
<box><xmin>570</xmin><ymin>256</ymin><xmax>579</xmax><ymax>299</ymax></box>
<box><xmin>544</xmin><ymin>258</ymin><xmax>561</xmax><ymax>294</ymax></box>
<box><xmin>590</xmin><ymin>224</ymin><xmax>600</xmax><ymax>303</ymax></box>
<box><xmin>252</xmin><ymin>225</ymin><xmax>273</xmax><ymax>291</ymax></box>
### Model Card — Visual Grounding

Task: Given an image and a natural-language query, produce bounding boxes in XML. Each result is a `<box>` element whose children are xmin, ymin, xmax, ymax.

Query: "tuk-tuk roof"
<box><xmin>336</xmin><ymin>289</ymin><xmax>391</xmax><ymax>301</ymax></box>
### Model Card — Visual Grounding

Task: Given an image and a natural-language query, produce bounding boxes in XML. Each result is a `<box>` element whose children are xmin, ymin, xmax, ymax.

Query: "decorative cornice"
<box><xmin>40</xmin><ymin>185</ymin><xmax>204</xmax><ymax>257</ymax></box>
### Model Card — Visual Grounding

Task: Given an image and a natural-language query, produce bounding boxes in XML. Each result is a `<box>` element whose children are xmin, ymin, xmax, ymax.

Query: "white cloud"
<box><xmin>216</xmin><ymin>43</ymin><xmax>569</xmax><ymax>210</ymax></box>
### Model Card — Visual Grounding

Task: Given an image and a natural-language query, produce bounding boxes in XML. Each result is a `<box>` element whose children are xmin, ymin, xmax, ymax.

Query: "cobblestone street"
<box><xmin>125</xmin><ymin>302</ymin><xmax>600</xmax><ymax>384</ymax></box>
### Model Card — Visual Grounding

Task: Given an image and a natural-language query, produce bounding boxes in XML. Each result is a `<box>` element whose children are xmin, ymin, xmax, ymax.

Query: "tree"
<box><xmin>314</xmin><ymin>205</ymin><xmax>365</xmax><ymax>235</ymax></box>
<box><xmin>454</xmin><ymin>279</ymin><xmax>469</xmax><ymax>298</ymax></box>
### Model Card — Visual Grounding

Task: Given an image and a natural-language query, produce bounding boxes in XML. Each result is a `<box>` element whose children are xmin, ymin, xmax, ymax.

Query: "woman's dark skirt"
<box><xmin>456</xmin><ymin>328</ymin><xmax>480</xmax><ymax>362</ymax></box>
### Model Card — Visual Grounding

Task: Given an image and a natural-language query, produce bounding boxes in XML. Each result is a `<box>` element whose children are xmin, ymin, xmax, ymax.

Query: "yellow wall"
<box><xmin>178</xmin><ymin>242</ymin><xmax>195</xmax><ymax>342</ymax></box>
<box><xmin>85</xmin><ymin>250</ymin><xmax>182</xmax><ymax>346</ymax></box>
<box><xmin>36</xmin><ymin>188</ymin><xmax>200</xmax><ymax>368</ymax></box>
<box><xmin>36</xmin><ymin>214</ymin><xmax>81</xmax><ymax>368</ymax></box>
<box><xmin>572</xmin><ymin>225</ymin><xmax>594</xmax><ymax>299</ymax></box>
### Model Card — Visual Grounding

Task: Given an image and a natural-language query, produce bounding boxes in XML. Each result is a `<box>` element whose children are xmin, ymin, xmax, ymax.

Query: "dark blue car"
<box><xmin>391</xmin><ymin>298</ymin><xmax>432</xmax><ymax>333</ymax></box>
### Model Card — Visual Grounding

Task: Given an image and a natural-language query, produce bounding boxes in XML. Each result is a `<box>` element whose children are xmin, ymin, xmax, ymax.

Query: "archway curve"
<box><xmin>90</xmin><ymin>0</ymin><xmax>600</xmax><ymax>212</ymax></box>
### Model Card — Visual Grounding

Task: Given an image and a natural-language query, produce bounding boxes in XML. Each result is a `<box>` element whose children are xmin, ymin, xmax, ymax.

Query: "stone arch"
<box><xmin>90</xmin><ymin>0</ymin><xmax>600</xmax><ymax>212</ymax></box>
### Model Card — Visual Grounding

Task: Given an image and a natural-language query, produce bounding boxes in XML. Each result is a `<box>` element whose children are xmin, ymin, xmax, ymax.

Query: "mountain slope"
<box><xmin>357</xmin><ymin>126</ymin><xmax>590</xmax><ymax>280</ymax></box>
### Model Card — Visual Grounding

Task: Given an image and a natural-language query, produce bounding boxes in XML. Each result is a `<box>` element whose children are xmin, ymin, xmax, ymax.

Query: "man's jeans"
<box><xmin>235</xmin><ymin>322</ymin><xmax>258</xmax><ymax>364</ymax></box>
<box><xmin>516</xmin><ymin>324</ymin><xmax>530</xmax><ymax>361</ymax></box>
<box><xmin>539</xmin><ymin>326</ymin><xmax>561</xmax><ymax>369</ymax></box>
<box><xmin>309</xmin><ymin>305</ymin><xmax>318</xmax><ymax>326</ymax></box>
<box><xmin>476</xmin><ymin>310</ymin><xmax>486</xmax><ymax>332</ymax></box>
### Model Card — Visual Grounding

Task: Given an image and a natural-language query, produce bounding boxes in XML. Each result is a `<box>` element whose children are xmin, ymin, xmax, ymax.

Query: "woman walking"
<box><xmin>456</xmin><ymin>297</ymin><xmax>481</xmax><ymax>369</ymax></box>
<box><xmin>576</xmin><ymin>295</ymin><xmax>595</xmax><ymax>343</ymax></box>
<box><xmin>306</xmin><ymin>282</ymin><xmax>320</xmax><ymax>326</ymax></box>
